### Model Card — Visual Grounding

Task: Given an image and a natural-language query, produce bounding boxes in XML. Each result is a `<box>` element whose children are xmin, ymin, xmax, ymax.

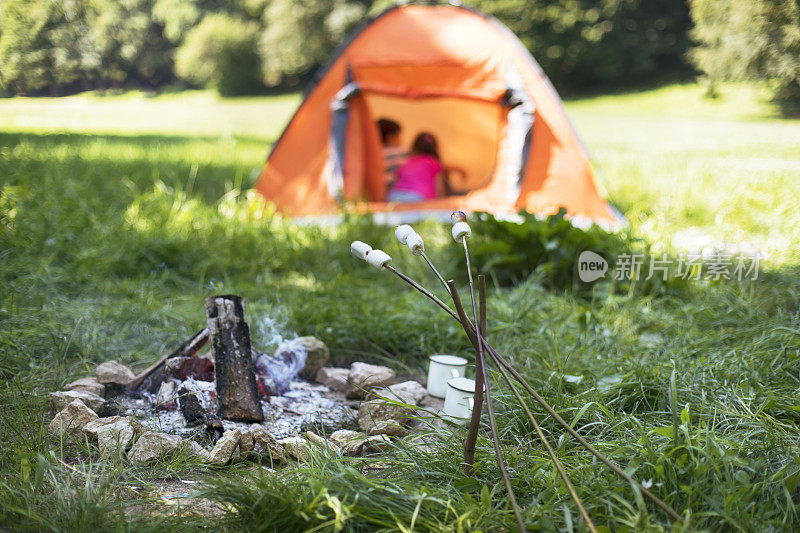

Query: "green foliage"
<box><xmin>0</xmin><ymin>0</ymin><xmax>172</xmax><ymax>95</ymax></box>
<box><xmin>87</xmin><ymin>0</ymin><xmax>174</xmax><ymax>87</ymax></box>
<box><xmin>259</xmin><ymin>0</ymin><xmax>367</xmax><ymax>85</ymax></box>
<box><xmin>175</xmin><ymin>14</ymin><xmax>263</xmax><ymax>96</ymax></box>
<box><xmin>463</xmin><ymin>210</ymin><xmax>682</xmax><ymax>296</ymax></box>
<box><xmin>688</xmin><ymin>0</ymin><xmax>800</xmax><ymax>102</ymax></box>
<box><xmin>475</xmin><ymin>0</ymin><xmax>692</xmax><ymax>90</ymax></box>
<box><xmin>0</xmin><ymin>0</ymin><xmax>98</xmax><ymax>95</ymax></box>
<box><xmin>1</xmin><ymin>0</ymin><xmax>695</xmax><ymax>95</ymax></box>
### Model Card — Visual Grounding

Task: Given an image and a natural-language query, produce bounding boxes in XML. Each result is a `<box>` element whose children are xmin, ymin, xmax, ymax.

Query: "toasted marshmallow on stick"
<box><xmin>365</xmin><ymin>249</ymin><xmax>392</xmax><ymax>269</ymax></box>
<box><xmin>395</xmin><ymin>224</ymin><xmax>415</xmax><ymax>245</ymax></box>
<box><xmin>351</xmin><ymin>240</ymin><xmax>372</xmax><ymax>260</ymax></box>
<box><xmin>406</xmin><ymin>233</ymin><xmax>424</xmax><ymax>255</ymax></box>
<box><xmin>452</xmin><ymin>221</ymin><xmax>471</xmax><ymax>242</ymax></box>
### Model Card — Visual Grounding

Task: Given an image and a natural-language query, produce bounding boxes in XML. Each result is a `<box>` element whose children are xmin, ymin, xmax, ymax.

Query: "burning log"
<box><xmin>205</xmin><ymin>295</ymin><xmax>264</xmax><ymax>422</ymax></box>
<box><xmin>128</xmin><ymin>328</ymin><xmax>210</xmax><ymax>392</ymax></box>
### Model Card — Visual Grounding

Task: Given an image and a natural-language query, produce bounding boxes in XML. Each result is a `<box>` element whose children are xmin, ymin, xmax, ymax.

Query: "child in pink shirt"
<box><xmin>388</xmin><ymin>132</ymin><xmax>445</xmax><ymax>203</ymax></box>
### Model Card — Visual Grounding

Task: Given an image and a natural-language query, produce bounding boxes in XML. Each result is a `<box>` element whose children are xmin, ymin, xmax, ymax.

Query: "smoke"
<box><xmin>248</xmin><ymin>308</ymin><xmax>309</xmax><ymax>396</ymax></box>
<box><xmin>254</xmin><ymin>339</ymin><xmax>308</xmax><ymax>396</ymax></box>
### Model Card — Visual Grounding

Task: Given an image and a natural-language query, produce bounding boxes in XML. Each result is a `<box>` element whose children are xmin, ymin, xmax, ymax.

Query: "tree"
<box><xmin>689</xmin><ymin>0</ymin><xmax>800</xmax><ymax>101</ymax></box>
<box><xmin>175</xmin><ymin>13</ymin><xmax>263</xmax><ymax>96</ymax></box>
<box><xmin>259</xmin><ymin>0</ymin><xmax>367</xmax><ymax>85</ymax></box>
<box><xmin>0</xmin><ymin>0</ymin><xmax>98</xmax><ymax>95</ymax></box>
<box><xmin>474</xmin><ymin>0</ymin><xmax>693</xmax><ymax>90</ymax></box>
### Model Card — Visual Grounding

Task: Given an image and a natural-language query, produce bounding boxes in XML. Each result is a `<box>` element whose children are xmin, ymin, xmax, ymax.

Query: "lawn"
<box><xmin>1</xmin><ymin>83</ymin><xmax>799</xmax><ymax>531</ymax></box>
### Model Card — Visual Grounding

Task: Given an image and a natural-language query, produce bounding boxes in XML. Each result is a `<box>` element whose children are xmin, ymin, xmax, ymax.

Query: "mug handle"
<box><xmin>450</xmin><ymin>368</ymin><xmax>460</xmax><ymax>379</ymax></box>
<box><xmin>468</xmin><ymin>397</ymin><xmax>474</xmax><ymax>410</ymax></box>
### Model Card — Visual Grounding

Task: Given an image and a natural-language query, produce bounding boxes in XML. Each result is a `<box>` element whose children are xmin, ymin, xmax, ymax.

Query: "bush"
<box><xmin>175</xmin><ymin>14</ymin><xmax>263</xmax><ymax>96</ymax></box>
<box><xmin>688</xmin><ymin>0</ymin><xmax>800</xmax><ymax>102</ymax></box>
<box><xmin>461</xmin><ymin>210</ymin><xmax>682</xmax><ymax>296</ymax></box>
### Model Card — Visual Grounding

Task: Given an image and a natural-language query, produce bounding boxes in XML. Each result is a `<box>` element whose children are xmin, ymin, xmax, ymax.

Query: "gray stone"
<box><xmin>127</xmin><ymin>431</ymin><xmax>186</xmax><ymax>463</ymax></box>
<box><xmin>329</xmin><ymin>429</ymin><xmax>368</xmax><ymax>456</ymax></box>
<box><xmin>95</xmin><ymin>419</ymin><xmax>135</xmax><ymax>454</ymax></box>
<box><xmin>49</xmin><ymin>390</ymin><xmax>106</xmax><ymax>413</ymax></box>
<box><xmin>305</xmin><ymin>431</ymin><xmax>338</xmax><ymax>454</ymax></box>
<box><xmin>49</xmin><ymin>399</ymin><xmax>99</xmax><ymax>439</ymax></box>
<box><xmin>366</xmin><ymin>420</ymin><xmax>408</xmax><ymax>438</ymax></box>
<box><xmin>84</xmin><ymin>416</ymin><xmax>145</xmax><ymax>440</ymax></box>
<box><xmin>358</xmin><ymin>398</ymin><xmax>413</xmax><ymax>437</ymax></box>
<box><xmin>207</xmin><ymin>429</ymin><xmax>242</xmax><ymax>465</ymax></box>
<box><xmin>95</xmin><ymin>360</ymin><xmax>135</xmax><ymax>386</ymax></box>
<box><xmin>275</xmin><ymin>336</ymin><xmax>330</xmax><ymax>379</ymax></box>
<box><xmin>328</xmin><ymin>431</ymin><xmax>390</xmax><ymax>455</ymax></box>
<box><xmin>368</xmin><ymin>381</ymin><xmax>426</xmax><ymax>405</ymax></box>
<box><xmin>279</xmin><ymin>436</ymin><xmax>309</xmax><ymax>461</ymax></box>
<box><xmin>346</xmin><ymin>362</ymin><xmax>396</xmax><ymax>399</ymax></box>
<box><xmin>314</xmin><ymin>367</ymin><xmax>350</xmax><ymax>392</ymax></box>
<box><xmin>362</xmin><ymin>435</ymin><xmax>392</xmax><ymax>454</ymax></box>
<box><xmin>64</xmin><ymin>377</ymin><xmax>105</xmax><ymax>397</ymax></box>
<box><xmin>186</xmin><ymin>440</ymin><xmax>210</xmax><ymax>461</ymax></box>
<box><xmin>249</xmin><ymin>426</ymin><xmax>284</xmax><ymax>462</ymax></box>
<box><xmin>239</xmin><ymin>430</ymin><xmax>255</xmax><ymax>454</ymax></box>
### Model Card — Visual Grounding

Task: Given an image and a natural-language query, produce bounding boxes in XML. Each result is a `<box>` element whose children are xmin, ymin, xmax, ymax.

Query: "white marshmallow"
<box><xmin>452</xmin><ymin>221</ymin><xmax>471</xmax><ymax>242</ymax></box>
<box><xmin>366</xmin><ymin>249</ymin><xmax>392</xmax><ymax>269</ymax></box>
<box><xmin>395</xmin><ymin>224</ymin><xmax>415</xmax><ymax>245</ymax></box>
<box><xmin>351</xmin><ymin>241</ymin><xmax>372</xmax><ymax>260</ymax></box>
<box><xmin>406</xmin><ymin>233</ymin><xmax>424</xmax><ymax>256</ymax></box>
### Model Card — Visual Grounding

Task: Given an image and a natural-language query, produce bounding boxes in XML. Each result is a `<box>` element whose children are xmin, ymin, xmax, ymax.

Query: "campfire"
<box><xmin>49</xmin><ymin>295</ymin><xmax>439</xmax><ymax>465</ymax></box>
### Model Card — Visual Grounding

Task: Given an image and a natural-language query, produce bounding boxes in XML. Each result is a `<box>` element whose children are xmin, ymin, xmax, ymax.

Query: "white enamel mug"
<box><xmin>443</xmin><ymin>377</ymin><xmax>476</xmax><ymax>424</ymax></box>
<box><xmin>426</xmin><ymin>355</ymin><xmax>467</xmax><ymax>398</ymax></box>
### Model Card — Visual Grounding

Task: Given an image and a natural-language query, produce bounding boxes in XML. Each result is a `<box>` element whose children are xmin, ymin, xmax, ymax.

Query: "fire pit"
<box><xmin>48</xmin><ymin>294</ymin><xmax>435</xmax><ymax>465</ymax></box>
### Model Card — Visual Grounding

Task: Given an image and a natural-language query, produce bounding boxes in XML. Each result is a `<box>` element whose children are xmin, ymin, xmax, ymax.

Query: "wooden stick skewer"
<box><xmin>377</xmin><ymin>261</ymin><xmax>684</xmax><ymax>525</ymax></box>
<box><xmin>448</xmin><ymin>280</ymin><xmax>526</xmax><ymax>533</ymax></box>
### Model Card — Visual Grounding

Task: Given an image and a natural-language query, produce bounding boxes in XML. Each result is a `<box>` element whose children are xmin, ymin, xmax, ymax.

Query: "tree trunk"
<box><xmin>205</xmin><ymin>295</ymin><xmax>264</xmax><ymax>422</ymax></box>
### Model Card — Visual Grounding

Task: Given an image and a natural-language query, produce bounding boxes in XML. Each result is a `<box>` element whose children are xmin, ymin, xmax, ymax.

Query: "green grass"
<box><xmin>1</xmin><ymin>83</ymin><xmax>799</xmax><ymax>531</ymax></box>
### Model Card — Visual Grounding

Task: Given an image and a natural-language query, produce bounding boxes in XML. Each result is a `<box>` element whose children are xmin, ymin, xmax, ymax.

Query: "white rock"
<box><xmin>314</xmin><ymin>367</ymin><xmax>350</xmax><ymax>392</ymax></box>
<box><xmin>207</xmin><ymin>429</ymin><xmax>242</xmax><ymax>465</ymax></box>
<box><xmin>305</xmin><ymin>431</ymin><xmax>338</xmax><ymax>454</ymax></box>
<box><xmin>95</xmin><ymin>360</ymin><xmax>135</xmax><ymax>386</ymax></box>
<box><xmin>49</xmin><ymin>399</ymin><xmax>99</xmax><ymax>439</ymax></box>
<box><xmin>367</xmin><ymin>381</ymin><xmax>426</xmax><ymax>405</ymax></box>
<box><xmin>64</xmin><ymin>377</ymin><xmax>105</xmax><ymax>397</ymax></box>
<box><xmin>127</xmin><ymin>431</ymin><xmax>185</xmax><ymax>463</ymax></box>
<box><xmin>346</xmin><ymin>362</ymin><xmax>396</xmax><ymax>399</ymax></box>
<box><xmin>49</xmin><ymin>390</ymin><xmax>106</xmax><ymax>413</ymax></box>
<box><xmin>329</xmin><ymin>429</ymin><xmax>368</xmax><ymax>456</ymax></box>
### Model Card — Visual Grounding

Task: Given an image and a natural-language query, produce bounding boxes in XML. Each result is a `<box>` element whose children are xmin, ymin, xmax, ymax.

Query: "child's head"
<box><xmin>411</xmin><ymin>132</ymin><xmax>439</xmax><ymax>159</ymax></box>
<box><xmin>378</xmin><ymin>118</ymin><xmax>401</xmax><ymax>146</ymax></box>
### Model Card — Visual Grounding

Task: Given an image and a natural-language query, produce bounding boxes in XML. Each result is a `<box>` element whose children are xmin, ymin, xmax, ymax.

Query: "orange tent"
<box><xmin>255</xmin><ymin>3</ymin><xmax>623</xmax><ymax>227</ymax></box>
